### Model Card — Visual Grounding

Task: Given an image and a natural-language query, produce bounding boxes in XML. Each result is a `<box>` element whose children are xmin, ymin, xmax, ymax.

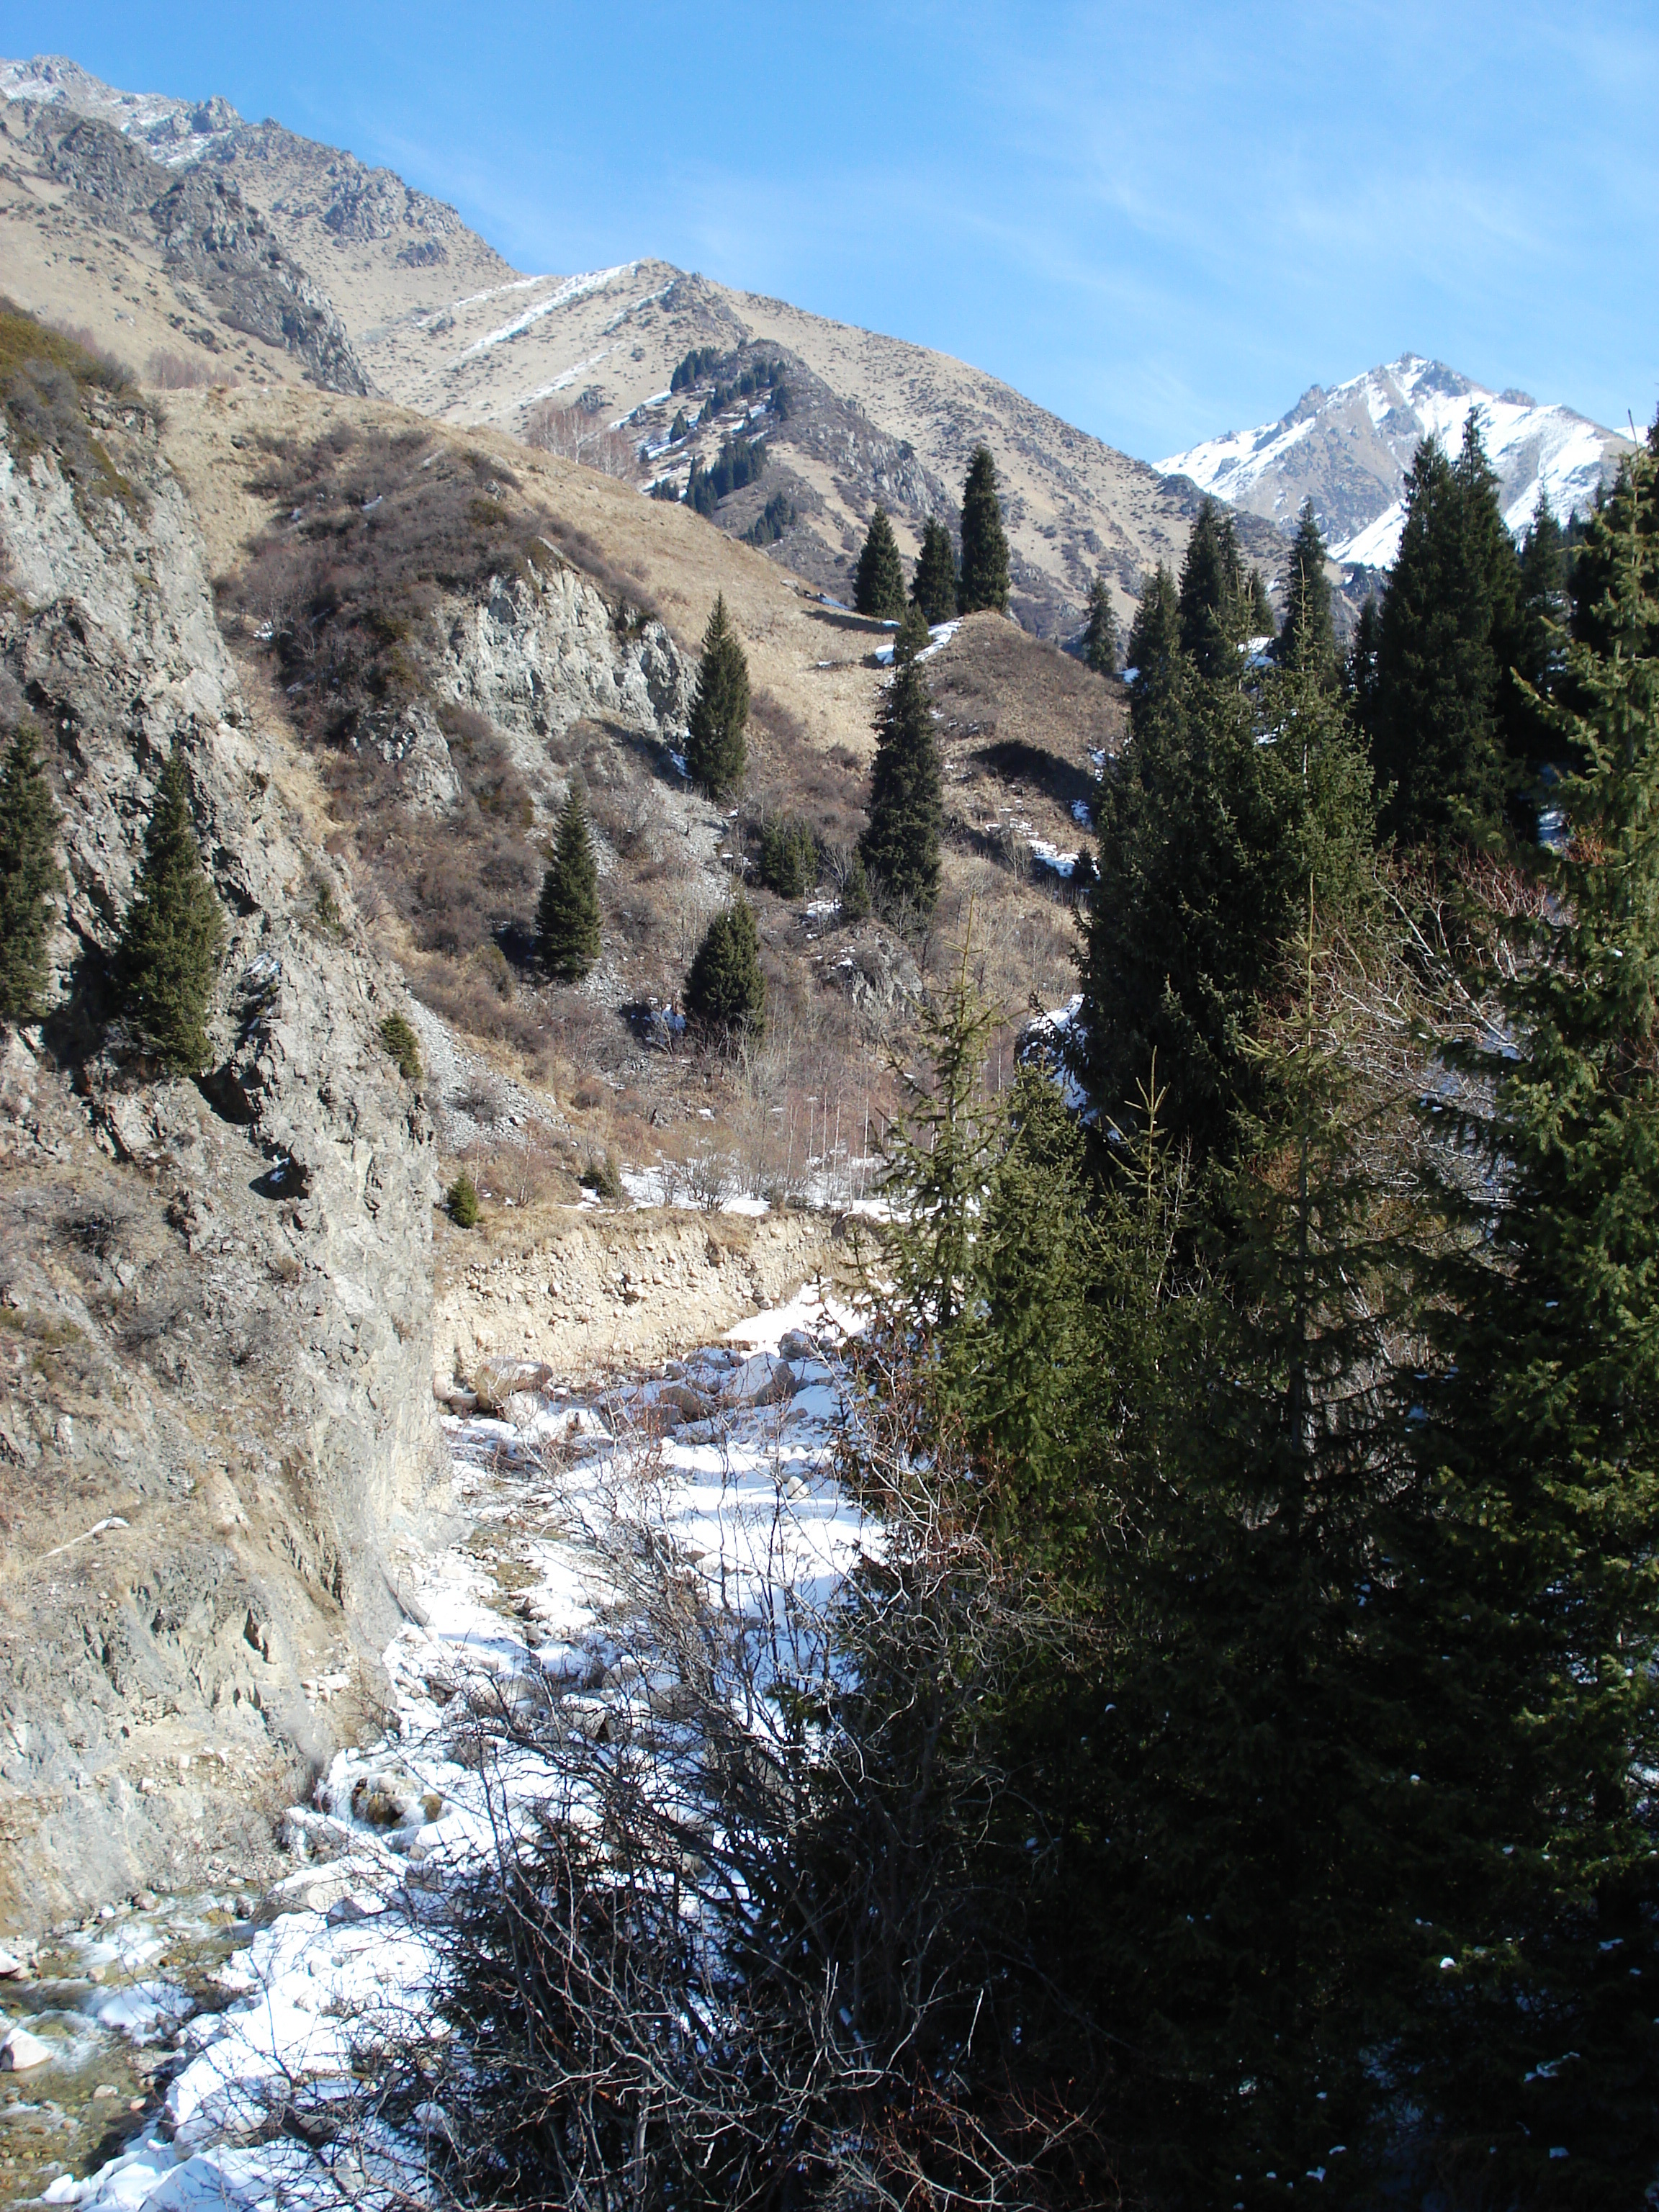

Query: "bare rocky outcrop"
<box><xmin>9</xmin><ymin>102</ymin><xmax>371</xmax><ymax>395</ymax></box>
<box><xmin>0</xmin><ymin>366</ymin><xmax>439</xmax><ymax>1926</ymax></box>
<box><xmin>439</xmin><ymin>557</ymin><xmax>692</xmax><ymax>771</ymax></box>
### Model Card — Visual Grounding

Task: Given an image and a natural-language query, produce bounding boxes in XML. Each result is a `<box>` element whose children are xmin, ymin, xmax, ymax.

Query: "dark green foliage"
<box><xmin>1393</xmin><ymin>436</ymin><xmax>1659</xmax><ymax>2196</ymax></box>
<box><xmin>1369</xmin><ymin>420</ymin><xmax>1519</xmax><ymax>847</ymax></box>
<box><xmin>837</xmin><ymin>850</ymin><xmax>871</xmax><ymax>921</ymax></box>
<box><xmin>1125</xmin><ymin>561</ymin><xmax>1184</xmax><ymax>745</ymax></box>
<box><xmin>910</xmin><ymin>517</ymin><xmax>958</xmax><ymax>624</ymax></box>
<box><xmin>683</xmin><ymin>436</ymin><xmax>765</xmax><ymax>516</ymax></box>
<box><xmin>647</xmin><ymin>477</ymin><xmax>680</xmax><ymax>501</ymax></box>
<box><xmin>1083</xmin><ymin>658</ymin><xmax>1374</xmax><ymax>1163</ymax></box>
<box><xmin>740</xmin><ymin>492</ymin><xmax>794</xmax><ymax>547</ymax></box>
<box><xmin>669</xmin><ymin>345</ymin><xmax>721</xmax><ymax>393</ymax></box>
<box><xmin>893</xmin><ymin>598</ymin><xmax>930</xmax><ymax>663</ymax></box>
<box><xmin>447</xmin><ymin>1170</ymin><xmax>479</xmax><ymax>1228</ymax></box>
<box><xmin>114</xmin><ymin>750</ymin><xmax>224</xmax><ymax>1074</ymax></box>
<box><xmin>768</xmin><ymin>379</ymin><xmax>789</xmax><ymax>421</ymax></box>
<box><xmin>853</xmin><ymin>506</ymin><xmax>906</xmax><ymax>620</ymax></box>
<box><xmin>874</xmin><ymin>942</ymin><xmax>1000</xmax><ymax>1340</ymax></box>
<box><xmin>1503</xmin><ymin>490</ymin><xmax>1571</xmax><ymax>814</ymax></box>
<box><xmin>1081</xmin><ymin>575</ymin><xmax>1119</xmax><ymax>674</ymax></box>
<box><xmin>1274</xmin><ymin>500</ymin><xmax>1336</xmax><ymax>678</ymax></box>
<box><xmin>757</xmin><ymin>815</ymin><xmax>819</xmax><ymax>899</ymax></box>
<box><xmin>860</xmin><ymin>634</ymin><xmax>943</xmax><ymax>922</ymax></box>
<box><xmin>0</xmin><ymin>723</ymin><xmax>62</xmax><ymax>1021</ymax></box>
<box><xmin>378</xmin><ymin>1012</ymin><xmax>422</xmax><ymax>1083</ymax></box>
<box><xmin>1176</xmin><ymin>496</ymin><xmax>1252</xmax><ymax>679</ymax></box>
<box><xmin>580</xmin><ymin>1148</ymin><xmax>624</xmax><ymax>1201</ymax></box>
<box><xmin>957</xmin><ymin>445</ymin><xmax>1010</xmax><ymax>615</ymax></box>
<box><xmin>536</xmin><ymin>783</ymin><xmax>602</xmax><ymax>982</ymax></box>
<box><xmin>684</xmin><ymin>595</ymin><xmax>750</xmax><ymax>798</ymax></box>
<box><xmin>667</xmin><ymin>408</ymin><xmax>689</xmax><ymax>443</ymax></box>
<box><xmin>683</xmin><ymin>897</ymin><xmax>765</xmax><ymax>1040</ymax></box>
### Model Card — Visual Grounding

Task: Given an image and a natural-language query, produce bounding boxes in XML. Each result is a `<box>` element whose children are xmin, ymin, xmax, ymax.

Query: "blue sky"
<box><xmin>11</xmin><ymin>2</ymin><xmax>1656</xmax><ymax>459</ymax></box>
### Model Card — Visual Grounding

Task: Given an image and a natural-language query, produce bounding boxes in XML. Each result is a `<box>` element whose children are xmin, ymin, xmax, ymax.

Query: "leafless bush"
<box><xmin>146</xmin><ymin>346</ymin><xmax>239</xmax><ymax>391</ymax></box>
<box><xmin>422</xmin><ymin>1388</ymin><xmax>1115</xmax><ymax>2208</ymax></box>
<box><xmin>523</xmin><ymin>399</ymin><xmax>639</xmax><ymax>480</ymax></box>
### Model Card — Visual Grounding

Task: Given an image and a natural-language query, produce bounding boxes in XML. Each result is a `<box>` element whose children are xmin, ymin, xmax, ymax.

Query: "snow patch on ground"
<box><xmin>60</xmin><ymin>1282</ymin><xmax>872</xmax><ymax>2212</ymax></box>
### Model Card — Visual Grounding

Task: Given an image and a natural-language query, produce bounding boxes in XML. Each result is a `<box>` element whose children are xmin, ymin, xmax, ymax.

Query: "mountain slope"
<box><xmin>0</xmin><ymin>53</ymin><xmax>1241</xmax><ymax>638</ymax></box>
<box><xmin>1161</xmin><ymin>354</ymin><xmax>1633</xmax><ymax>571</ymax></box>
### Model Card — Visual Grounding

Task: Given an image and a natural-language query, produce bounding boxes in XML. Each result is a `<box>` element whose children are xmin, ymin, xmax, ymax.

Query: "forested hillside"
<box><xmin>410</xmin><ymin>417</ymin><xmax>1659</xmax><ymax>2209</ymax></box>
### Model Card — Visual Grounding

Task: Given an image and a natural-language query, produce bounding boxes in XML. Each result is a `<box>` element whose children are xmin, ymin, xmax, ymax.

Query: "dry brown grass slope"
<box><xmin>2</xmin><ymin>55</ymin><xmax>1243</xmax><ymax>641</ymax></box>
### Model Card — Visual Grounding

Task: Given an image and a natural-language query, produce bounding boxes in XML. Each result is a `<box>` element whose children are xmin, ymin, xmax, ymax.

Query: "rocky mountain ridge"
<box><xmin>0</xmin><ymin>331</ymin><xmax>446</xmax><ymax>1923</ymax></box>
<box><xmin>0</xmin><ymin>53</ymin><xmax>1235</xmax><ymax>639</ymax></box>
<box><xmin>1161</xmin><ymin>353</ymin><xmax>1633</xmax><ymax>574</ymax></box>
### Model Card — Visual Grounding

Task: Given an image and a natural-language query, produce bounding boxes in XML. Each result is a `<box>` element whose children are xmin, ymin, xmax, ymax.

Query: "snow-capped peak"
<box><xmin>1159</xmin><ymin>355</ymin><xmax>1633</xmax><ymax>571</ymax></box>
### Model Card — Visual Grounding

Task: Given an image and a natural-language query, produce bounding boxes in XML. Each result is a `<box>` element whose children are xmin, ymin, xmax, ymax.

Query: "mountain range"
<box><xmin>1161</xmin><ymin>354</ymin><xmax>1633</xmax><ymax>575</ymax></box>
<box><xmin>0</xmin><ymin>53</ymin><xmax>1230</xmax><ymax>639</ymax></box>
<box><xmin>1</xmin><ymin>53</ymin><xmax>1632</xmax><ymax>614</ymax></box>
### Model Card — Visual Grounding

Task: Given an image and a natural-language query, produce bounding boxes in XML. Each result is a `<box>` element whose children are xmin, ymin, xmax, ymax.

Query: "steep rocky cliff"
<box><xmin>0</xmin><ymin>325</ymin><xmax>439</xmax><ymax>1926</ymax></box>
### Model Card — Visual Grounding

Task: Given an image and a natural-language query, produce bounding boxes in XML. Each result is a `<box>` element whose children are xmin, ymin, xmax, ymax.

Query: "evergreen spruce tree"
<box><xmin>872</xmin><ymin>935</ymin><xmax>1000</xmax><ymax>1342</ymax></box>
<box><xmin>1504</xmin><ymin>490</ymin><xmax>1570</xmax><ymax>814</ymax></box>
<box><xmin>1082</xmin><ymin>575</ymin><xmax>1120</xmax><ymax>674</ymax></box>
<box><xmin>1125</xmin><ymin>562</ymin><xmax>1185</xmax><ymax>747</ymax></box>
<box><xmin>1084</xmin><ymin>656</ymin><xmax>1374</xmax><ymax>1164</ymax></box>
<box><xmin>0</xmin><ymin>723</ymin><xmax>61</xmax><ymax>1021</ymax></box>
<box><xmin>910</xmin><ymin>516</ymin><xmax>959</xmax><ymax>624</ymax></box>
<box><xmin>1274</xmin><ymin>499</ymin><xmax>1336</xmax><ymax>678</ymax></box>
<box><xmin>1393</xmin><ymin>433</ymin><xmax>1659</xmax><ymax>2198</ymax></box>
<box><xmin>957</xmin><ymin>445</ymin><xmax>1010</xmax><ymax>616</ymax></box>
<box><xmin>115</xmin><ymin>750</ymin><xmax>224</xmax><ymax>1074</ymax></box>
<box><xmin>859</xmin><ymin>619</ymin><xmax>943</xmax><ymax>922</ymax></box>
<box><xmin>1370</xmin><ymin>428</ymin><xmax>1512</xmax><ymax>847</ymax></box>
<box><xmin>853</xmin><ymin>505</ymin><xmax>906</xmax><ymax>621</ymax></box>
<box><xmin>1177</xmin><ymin>497</ymin><xmax>1250</xmax><ymax>680</ymax></box>
<box><xmin>683</xmin><ymin>896</ymin><xmax>765</xmax><ymax>1040</ymax></box>
<box><xmin>1094</xmin><ymin>894</ymin><xmax>1422</xmax><ymax>2197</ymax></box>
<box><xmin>536</xmin><ymin>782</ymin><xmax>602</xmax><ymax>982</ymax></box>
<box><xmin>684</xmin><ymin>593</ymin><xmax>750</xmax><ymax>797</ymax></box>
<box><xmin>892</xmin><ymin>598</ymin><xmax>930</xmax><ymax>663</ymax></box>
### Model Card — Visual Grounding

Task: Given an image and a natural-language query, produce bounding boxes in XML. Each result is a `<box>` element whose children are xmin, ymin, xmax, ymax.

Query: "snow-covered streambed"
<box><xmin>28</xmin><ymin>1285</ymin><xmax>866</xmax><ymax>2212</ymax></box>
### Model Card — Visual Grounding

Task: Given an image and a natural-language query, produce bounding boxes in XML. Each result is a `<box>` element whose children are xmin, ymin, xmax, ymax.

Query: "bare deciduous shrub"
<box><xmin>146</xmin><ymin>346</ymin><xmax>240</xmax><ymax>391</ymax></box>
<box><xmin>523</xmin><ymin>399</ymin><xmax>639</xmax><ymax>480</ymax></box>
<box><xmin>422</xmin><ymin>1385</ymin><xmax>1112</xmax><ymax>2208</ymax></box>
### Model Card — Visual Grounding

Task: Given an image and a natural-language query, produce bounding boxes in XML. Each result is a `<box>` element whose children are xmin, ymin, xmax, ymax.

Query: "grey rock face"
<box><xmin>14</xmin><ymin>105</ymin><xmax>371</xmax><ymax>395</ymax></box>
<box><xmin>439</xmin><ymin>557</ymin><xmax>693</xmax><ymax>771</ymax></box>
<box><xmin>0</xmin><ymin>372</ymin><xmax>439</xmax><ymax>1927</ymax></box>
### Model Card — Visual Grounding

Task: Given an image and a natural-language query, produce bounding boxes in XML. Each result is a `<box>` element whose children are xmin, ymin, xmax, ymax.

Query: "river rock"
<box><xmin>0</xmin><ymin>2026</ymin><xmax>50</xmax><ymax>2070</ymax></box>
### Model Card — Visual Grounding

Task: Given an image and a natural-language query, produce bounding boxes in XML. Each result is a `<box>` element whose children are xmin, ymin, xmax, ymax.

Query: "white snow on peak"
<box><xmin>1</xmin><ymin>53</ymin><xmax>241</xmax><ymax>166</ymax></box>
<box><xmin>1159</xmin><ymin>354</ymin><xmax>1632</xmax><ymax>572</ymax></box>
<box><xmin>464</xmin><ymin>266</ymin><xmax>639</xmax><ymax>356</ymax></box>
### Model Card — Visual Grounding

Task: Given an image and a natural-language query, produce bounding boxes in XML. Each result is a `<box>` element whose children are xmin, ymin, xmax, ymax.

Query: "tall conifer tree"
<box><xmin>1370</xmin><ymin>427</ymin><xmax>1512</xmax><ymax>846</ymax></box>
<box><xmin>683</xmin><ymin>896</ymin><xmax>765</xmax><ymax>1040</ymax></box>
<box><xmin>853</xmin><ymin>506</ymin><xmax>906</xmax><ymax>621</ymax></box>
<box><xmin>910</xmin><ymin>517</ymin><xmax>959</xmax><ymax>625</ymax></box>
<box><xmin>1177</xmin><ymin>498</ymin><xmax>1249</xmax><ymax>680</ymax></box>
<box><xmin>957</xmin><ymin>446</ymin><xmax>1010</xmax><ymax>616</ymax></box>
<box><xmin>1274</xmin><ymin>499</ymin><xmax>1336</xmax><ymax>678</ymax></box>
<box><xmin>116</xmin><ymin>750</ymin><xmax>224</xmax><ymax>1074</ymax></box>
<box><xmin>1082</xmin><ymin>575</ymin><xmax>1120</xmax><ymax>674</ymax></box>
<box><xmin>0</xmin><ymin>723</ymin><xmax>61</xmax><ymax>1020</ymax></box>
<box><xmin>1084</xmin><ymin>659</ymin><xmax>1373</xmax><ymax>1163</ymax></box>
<box><xmin>860</xmin><ymin>616</ymin><xmax>943</xmax><ymax>922</ymax></box>
<box><xmin>1397</xmin><ymin>429</ymin><xmax>1659</xmax><ymax>2197</ymax></box>
<box><xmin>1125</xmin><ymin>563</ymin><xmax>1184</xmax><ymax>747</ymax></box>
<box><xmin>684</xmin><ymin>594</ymin><xmax>750</xmax><ymax>797</ymax></box>
<box><xmin>536</xmin><ymin>783</ymin><xmax>601</xmax><ymax>982</ymax></box>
